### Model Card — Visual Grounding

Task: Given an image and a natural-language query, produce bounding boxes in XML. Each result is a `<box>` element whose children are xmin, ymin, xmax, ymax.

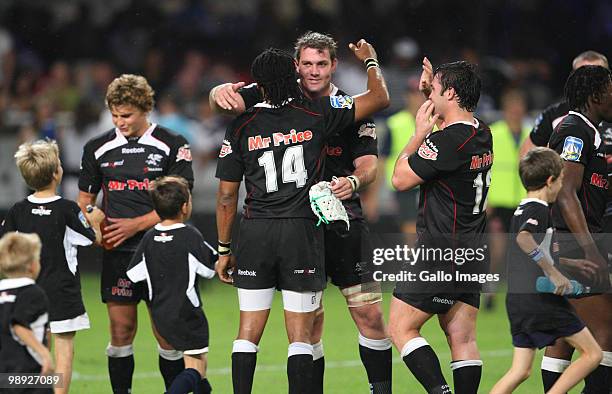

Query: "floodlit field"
<box><xmin>70</xmin><ymin>274</ymin><xmax>581</xmax><ymax>393</ymax></box>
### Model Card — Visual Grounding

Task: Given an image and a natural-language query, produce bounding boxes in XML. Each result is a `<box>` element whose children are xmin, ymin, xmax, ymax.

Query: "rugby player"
<box><xmin>215</xmin><ymin>40</ymin><xmax>389</xmax><ymax>393</ymax></box>
<box><xmin>210</xmin><ymin>31</ymin><xmax>391</xmax><ymax>394</ymax></box>
<box><xmin>391</xmin><ymin>59</ymin><xmax>492</xmax><ymax>394</ymax></box>
<box><xmin>78</xmin><ymin>74</ymin><xmax>194</xmax><ymax>394</ymax></box>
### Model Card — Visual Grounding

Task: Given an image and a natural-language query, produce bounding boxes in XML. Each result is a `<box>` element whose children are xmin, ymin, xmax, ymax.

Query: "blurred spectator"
<box><xmin>380</xmin><ymin>76</ymin><xmax>425</xmax><ymax>233</ymax></box>
<box><xmin>58</xmin><ymin>98</ymin><xmax>100</xmax><ymax>200</ymax></box>
<box><xmin>190</xmin><ymin>94</ymin><xmax>228</xmax><ymax>211</ymax></box>
<box><xmin>382</xmin><ymin>37</ymin><xmax>420</xmax><ymax>113</ymax></box>
<box><xmin>485</xmin><ymin>89</ymin><xmax>530</xmax><ymax>310</ymax></box>
<box><xmin>153</xmin><ymin>93</ymin><xmax>193</xmax><ymax>142</ymax></box>
<box><xmin>39</xmin><ymin>61</ymin><xmax>80</xmax><ymax>112</ymax></box>
<box><xmin>488</xmin><ymin>89</ymin><xmax>530</xmax><ymax>226</ymax></box>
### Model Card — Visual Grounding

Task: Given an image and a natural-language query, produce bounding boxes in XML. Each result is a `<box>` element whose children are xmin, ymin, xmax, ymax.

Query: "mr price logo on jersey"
<box><xmin>358</xmin><ymin>122</ymin><xmax>376</xmax><ymax>139</ymax></box>
<box><xmin>107</xmin><ymin>179</ymin><xmax>152</xmax><ymax>191</ymax></box>
<box><xmin>417</xmin><ymin>139</ymin><xmax>438</xmax><ymax>160</ymax></box>
<box><xmin>154</xmin><ymin>232</ymin><xmax>174</xmax><ymax>243</ymax></box>
<box><xmin>560</xmin><ymin>136</ymin><xmax>583</xmax><ymax>162</ymax></box>
<box><xmin>590</xmin><ymin>173</ymin><xmax>609</xmax><ymax>189</ymax></box>
<box><xmin>176</xmin><ymin>144</ymin><xmax>192</xmax><ymax>162</ymax></box>
<box><xmin>31</xmin><ymin>206</ymin><xmax>52</xmax><ymax>216</ymax></box>
<box><xmin>247</xmin><ymin>129</ymin><xmax>313</xmax><ymax>151</ymax></box>
<box><xmin>329</xmin><ymin>95</ymin><xmax>353</xmax><ymax>109</ymax></box>
<box><xmin>219</xmin><ymin>139</ymin><xmax>232</xmax><ymax>158</ymax></box>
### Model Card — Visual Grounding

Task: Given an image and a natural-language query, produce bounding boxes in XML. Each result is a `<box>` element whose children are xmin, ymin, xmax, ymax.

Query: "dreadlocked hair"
<box><xmin>251</xmin><ymin>48</ymin><xmax>304</xmax><ymax>107</ymax></box>
<box><xmin>564</xmin><ymin>65</ymin><xmax>612</xmax><ymax>112</ymax></box>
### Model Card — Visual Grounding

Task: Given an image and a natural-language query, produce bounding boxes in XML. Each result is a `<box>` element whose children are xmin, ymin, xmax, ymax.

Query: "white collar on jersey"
<box><xmin>568</xmin><ymin>111</ymin><xmax>602</xmax><ymax>148</ymax></box>
<box><xmin>520</xmin><ymin>197</ymin><xmax>548</xmax><ymax>206</ymax></box>
<box><xmin>27</xmin><ymin>195</ymin><xmax>61</xmax><ymax>204</ymax></box>
<box><xmin>154</xmin><ymin>223</ymin><xmax>186</xmax><ymax>231</ymax></box>
<box><xmin>0</xmin><ymin>277</ymin><xmax>35</xmax><ymax>291</ymax></box>
<box><xmin>445</xmin><ymin>118</ymin><xmax>480</xmax><ymax>128</ymax></box>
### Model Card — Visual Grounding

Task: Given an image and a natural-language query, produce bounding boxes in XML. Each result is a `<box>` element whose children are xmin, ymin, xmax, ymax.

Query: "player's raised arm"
<box><xmin>349</xmin><ymin>39</ymin><xmax>390</xmax><ymax>121</ymax></box>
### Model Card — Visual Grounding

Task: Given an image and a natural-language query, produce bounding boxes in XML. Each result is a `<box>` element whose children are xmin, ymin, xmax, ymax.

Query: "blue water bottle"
<box><xmin>536</xmin><ymin>276</ymin><xmax>588</xmax><ymax>296</ymax></box>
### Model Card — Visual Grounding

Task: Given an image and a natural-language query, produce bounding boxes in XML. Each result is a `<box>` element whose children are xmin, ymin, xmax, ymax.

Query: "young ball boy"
<box><xmin>0</xmin><ymin>139</ymin><xmax>104</xmax><ymax>394</ymax></box>
<box><xmin>0</xmin><ymin>232</ymin><xmax>53</xmax><ymax>393</ymax></box>
<box><xmin>491</xmin><ymin>147</ymin><xmax>602</xmax><ymax>394</ymax></box>
<box><xmin>127</xmin><ymin>176</ymin><xmax>215</xmax><ymax>393</ymax></box>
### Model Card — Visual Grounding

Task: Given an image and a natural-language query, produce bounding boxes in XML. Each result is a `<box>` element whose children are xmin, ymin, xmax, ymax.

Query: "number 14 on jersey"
<box><xmin>258</xmin><ymin>146</ymin><xmax>308</xmax><ymax>193</ymax></box>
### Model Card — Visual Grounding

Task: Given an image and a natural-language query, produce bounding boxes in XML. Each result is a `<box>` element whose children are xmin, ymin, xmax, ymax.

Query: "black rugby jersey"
<box><xmin>549</xmin><ymin>112</ymin><xmax>608</xmax><ymax>233</ymax></box>
<box><xmin>216</xmin><ymin>95</ymin><xmax>356</xmax><ymax>218</ymax></box>
<box><xmin>126</xmin><ymin>223</ymin><xmax>215</xmax><ymax>350</ymax></box>
<box><xmin>600</xmin><ymin>121</ymin><xmax>612</xmax><ymax>217</ymax></box>
<box><xmin>505</xmin><ymin>199</ymin><xmax>578</xmax><ymax>332</ymax></box>
<box><xmin>239</xmin><ymin>84</ymin><xmax>377</xmax><ymax>220</ymax></box>
<box><xmin>0</xmin><ymin>196</ymin><xmax>95</xmax><ymax>321</ymax></box>
<box><xmin>408</xmin><ymin>119</ymin><xmax>493</xmax><ymax>239</ymax></box>
<box><xmin>529</xmin><ymin>101</ymin><xmax>569</xmax><ymax>147</ymax></box>
<box><xmin>78</xmin><ymin>124</ymin><xmax>194</xmax><ymax>251</ymax></box>
<box><xmin>0</xmin><ymin>278</ymin><xmax>50</xmax><ymax>375</ymax></box>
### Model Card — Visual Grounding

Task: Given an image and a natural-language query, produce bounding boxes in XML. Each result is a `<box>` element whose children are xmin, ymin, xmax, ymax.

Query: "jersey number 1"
<box><xmin>258</xmin><ymin>146</ymin><xmax>308</xmax><ymax>192</ymax></box>
<box><xmin>472</xmin><ymin>169</ymin><xmax>491</xmax><ymax>214</ymax></box>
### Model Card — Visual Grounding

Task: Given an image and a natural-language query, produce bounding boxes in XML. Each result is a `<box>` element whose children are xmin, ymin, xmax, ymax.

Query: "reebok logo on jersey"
<box><xmin>417</xmin><ymin>139</ymin><xmax>438</xmax><ymax>160</ymax></box>
<box><xmin>237</xmin><ymin>269</ymin><xmax>257</xmax><ymax>276</ymax></box>
<box><xmin>432</xmin><ymin>296</ymin><xmax>454</xmax><ymax>305</ymax></box>
<box><xmin>122</xmin><ymin>147</ymin><xmax>145</xmax><ymax>154</ymax></box>
<box><xmin>357</xmin><ymin>122</ymin><xmax>376</xmax><ymax>139</ymax></box>
<box><xmin>560</xmin><ymin>136</ymin><xmax>583</xmax><ymax>162</ymax></box>
<box><xmin>146</xmin><ymin>153</ymin><xmax>163</xmax><ymax>166</ymax></box>
<box><xmin>176</xmin><ymin>144</ymin><xmax>192</xmax><ymax>162</ymax></box>
<box><xmin>526</xmin><ymin>218</ymin><xmax>538</xmax><ymax>226</ymax></box>
<box><xmin>154</xmin><ymin>232</ymin><xmax>173</xmax><ymax>243</ymax></box>
<box><xmin>31</xmin><ymin>206</ymin><xmax>52</xmax><ymax>216</ymax></box>
<box><xmin>219</xmin><ymin>140</ymin><xmax>232</xmax><ymax>158</ymax></box>
<box><xmin>329</xmin><ymin>95</ymin><xmax>353</xmax><ymax>109</ymax></box>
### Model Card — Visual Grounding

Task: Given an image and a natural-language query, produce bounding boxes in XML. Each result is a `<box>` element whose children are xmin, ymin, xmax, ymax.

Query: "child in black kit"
<box><xmin>127</xmin><ymin>175</ymin><xmax>215</xmax><ymax>393</ymax></box>
<box><xmin>491</xmin><ymin>147</ymin><xmax>602</xmax><ymax>394</ymax></box>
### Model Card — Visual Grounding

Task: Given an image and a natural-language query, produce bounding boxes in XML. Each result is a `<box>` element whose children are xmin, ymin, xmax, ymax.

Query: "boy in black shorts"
<box><xmin>0</xmin><ymin>232</ymin><xmax>53</xmax><ymax>393</ymax></box>
<box><xmin>127</xmin><ymin>176</ymin><xmax>215</xmax><ymax>394</ymax></box>
<box><xmin>1</xmin><ymin>140</ymin><xmax>104</xmax><ymax>394</ymax></box>
<box><xmin>491</xmin><ymin>147</ymin><xmax>602</xmax><ymax>394</ymax></box>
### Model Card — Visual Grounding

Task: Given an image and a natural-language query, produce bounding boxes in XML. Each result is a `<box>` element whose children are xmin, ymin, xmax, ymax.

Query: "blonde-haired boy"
<box><xmin>1</xmin><ymin>139</ymin><xmax>104</xmax><ymax>394</ymax></box>
<box><xmin>0</xmin><ymin>232</ymin><xmax>53</xmax><ymax>391</ymax></box>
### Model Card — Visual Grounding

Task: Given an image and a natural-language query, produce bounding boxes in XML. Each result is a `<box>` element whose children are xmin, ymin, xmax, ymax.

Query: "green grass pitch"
<box><xmin>69</xmin><ymin>274</ymin><xmax>581</xmax><ymax>393</ymax></box>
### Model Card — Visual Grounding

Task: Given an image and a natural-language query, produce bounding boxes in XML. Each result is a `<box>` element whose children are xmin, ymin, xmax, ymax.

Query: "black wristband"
<box><xmin>364</xmin><ymin>58</ymin><xmax>379</xmax><ymax>70</ymax></box>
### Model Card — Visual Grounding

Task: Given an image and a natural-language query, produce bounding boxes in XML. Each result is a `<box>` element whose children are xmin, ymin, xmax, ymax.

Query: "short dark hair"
<box><xmin>433</xmin><ymin>61</ymin><xmax>481</xmax><ymax>112</ymax></box>
<box><xmin>150</xmin><ymin>176</ymin><xmax>190</xmax><ymax>220</ymax></box>
<box><xmin>251</xmin><ymin>48</ymin><xmax>304</xmax><ymax>107</ymax></box>
<box><xmin>519</xmin><ymin>147</ymin><xmax>563</xmax><ymax>191</ymax></box>
<box><xmin>572</xmin><ymin>50</ymin><xmax>608</xmax><ymax>70</ymax></box>
<box><xmin>564</xmin><ymin>65</ymin><xmax>612</xmax><ymax>113</ymax></box>
<box><xmin>294</xmin><ymin>31</ymin><xmax>337</xmax><ymax>61</ymax></box>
